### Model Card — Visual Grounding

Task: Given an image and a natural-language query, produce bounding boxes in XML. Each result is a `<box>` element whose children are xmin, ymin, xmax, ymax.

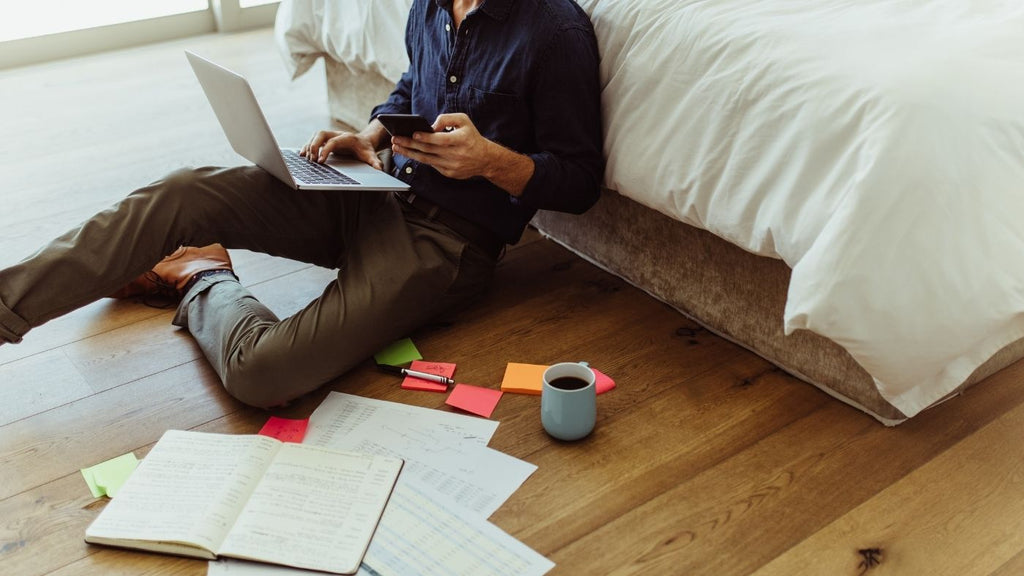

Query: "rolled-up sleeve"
<box><xmin>517</xmin><ymin>26</ymin><xmax>604</xmax><ymax>214</ymax></box>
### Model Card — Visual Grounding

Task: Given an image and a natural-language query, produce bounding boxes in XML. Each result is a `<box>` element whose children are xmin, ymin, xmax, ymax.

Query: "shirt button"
<box><xmin>445</xmin><ymin>23</ymin><xmax>451</xmax><ymax>32</ymax></box>
<box><xmin>404</xmin><ymin>166</ymin><xmax>413</xmax><ymax>174</ymax></box>
<box><xmin>449</xmin><ymin>75</ymin><xmax>458</xmax><ymax>84</ymax></box>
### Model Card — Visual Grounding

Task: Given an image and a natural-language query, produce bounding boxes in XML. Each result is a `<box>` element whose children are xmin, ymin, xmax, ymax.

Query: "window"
<box><xmin>0</xmin><ymin>0</ymin><xmax>209</xmax><ymax>42</ymax></box>
<box><xmin>0</xmin><ymin>0</ymin><xmax>280</xmax><ymax>70</ymax></box>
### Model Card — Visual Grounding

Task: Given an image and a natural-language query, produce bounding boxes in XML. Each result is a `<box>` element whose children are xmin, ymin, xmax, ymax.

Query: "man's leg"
<box><xmin>0</xmin><ymin>165</ymin><xmax>345</xmax><ymax>344</ymax></box>
<box><xmin>173</xmin><ymin>199</ymin><xmax>497</xmax><ymax>408</ymax></box>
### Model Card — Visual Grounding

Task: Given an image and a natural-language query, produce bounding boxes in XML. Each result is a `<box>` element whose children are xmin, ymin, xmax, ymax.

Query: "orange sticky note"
<box><xmin>500</xmin><ymin>363</ymin><xmax>549</xmax><ymax>395</ymax></box>
<box><xmin>258</xmin><ymin>417</ymin><xmax>309</xmax><ymax>443</ymax></box>
<box><xmin>593</xmin><ymin>368</ymin><xmax>616</xmax><ymax>395</ymax></box>
<box><xmin>402</xmin><ymin>361</ymin><xmax>457</xmax><ymax>392</ymax></box>
<box><xmin>446</xmin><ymin>384</ymin><xmax>503</xmax><ymax>418</ymax></box>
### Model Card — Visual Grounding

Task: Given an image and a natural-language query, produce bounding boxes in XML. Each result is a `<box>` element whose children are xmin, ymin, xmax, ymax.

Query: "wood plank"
<box><xmin>0</xmin><ymin>349</ymin><xmax>92</xmax><ymax>426</ymax></box>
<box><xmin>750</xmin><ymin>380</ymin><xmax>1024</xmax><ymax>576</ymax></box>
<box><xmin>493</xmin><ymin>358</ymin><xmax>830</xmax><ymax>557</ymax></box>
<box><xmin>0</xmin><ymin>360</ymin><xmax>234</xmax><ymax>501</ymax></box>
<box><xmin>0</xmin><ymin>411</ymin><xmax>264</xmax><ymax>576</ymax></box>
<box><xmin>544</xmin><ymin>360</ymin><xmax>1024</xmax><ymax>575</ymax></box>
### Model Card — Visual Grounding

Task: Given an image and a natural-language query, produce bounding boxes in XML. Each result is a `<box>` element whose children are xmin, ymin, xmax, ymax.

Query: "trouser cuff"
<box><xmin>172</xmin><ymin>273</ymin><xmax>239</xmax><ymax>328</ymax></box>
<box><xmin>0</xmin><ymin>295</ymin><xmax>30</xmax><ymax>344</ymax></box>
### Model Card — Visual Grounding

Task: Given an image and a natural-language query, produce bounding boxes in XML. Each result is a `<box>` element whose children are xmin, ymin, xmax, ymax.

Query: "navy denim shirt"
<box><xmin>371</xmin><ymin>0</ymin><xmax>604</xmax><ymax>244</ymax></box>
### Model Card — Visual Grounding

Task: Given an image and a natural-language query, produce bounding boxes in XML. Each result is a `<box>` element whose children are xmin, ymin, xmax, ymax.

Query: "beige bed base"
<box><xmin>323</xmin><ymin>60</ymin><xmax>1023</xmax><ymax>425</ymax></box>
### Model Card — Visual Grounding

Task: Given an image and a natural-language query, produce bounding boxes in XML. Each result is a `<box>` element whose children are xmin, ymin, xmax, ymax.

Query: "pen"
<box><xmin>377</xmin><ymin>363</ymin><xmax>455</xmax><ymax>386</ymax></box>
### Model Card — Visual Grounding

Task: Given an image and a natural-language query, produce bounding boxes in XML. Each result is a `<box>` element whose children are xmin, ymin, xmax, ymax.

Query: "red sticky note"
<box><xmin>593</xmin><ymin>368</ymin><xmax>616</xmax><ymax>395</ymax></box>
<box><xmin>258</xmin><ymin>417</ymin><xmax>309</xmax><ymax>443</ymax></box>
<box><xmin>402</xmin><ymin>361</ymin><xmax>457</xmax><ymax>392</ymax></box>
<box><xmin>445</xmin><ymin>384</ymin><xmax>503</xmax><ymax>418</ymax></box>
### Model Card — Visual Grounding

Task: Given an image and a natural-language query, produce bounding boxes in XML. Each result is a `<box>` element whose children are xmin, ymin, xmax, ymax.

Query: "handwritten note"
<box><xmin>446</xmin><ymin>384</ymin><xmax>503</xmax><ymax>418</ymax></box>
<box><xmin>402</xmin><ymin>361</ymin><xmax>457</xmax><ymax>392</ymax></box>
<box><xmin>257</xmin><ymin>417</ymin><xmax>309</xmax><ymax>443</ymax></box>
<box><xmin>81</xmin><ymin>452</ymin><xmax>139</xmax><ymax>498</ymax></box>
<box><xmin>373</xmin><ymin>338</ymin><xmax>422</xmax><ymax>366</ymax></box>
<box><xmin>499</xmin><ymin>363</ymin><xmax>548</xmax><ymax>395</ymax></box>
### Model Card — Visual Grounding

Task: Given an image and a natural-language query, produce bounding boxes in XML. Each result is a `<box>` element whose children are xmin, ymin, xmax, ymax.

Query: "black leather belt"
<box><xmin>394</xmin><ymin>190</ymin><xmax>504</xmax><ymax>260</ymax></box>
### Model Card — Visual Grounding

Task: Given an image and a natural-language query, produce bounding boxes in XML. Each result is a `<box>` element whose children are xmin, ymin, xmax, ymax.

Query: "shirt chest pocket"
<box><xmin>466</xmin><ymin>87</ymin><xmax>530</xmax><ymax>148</ymax></box>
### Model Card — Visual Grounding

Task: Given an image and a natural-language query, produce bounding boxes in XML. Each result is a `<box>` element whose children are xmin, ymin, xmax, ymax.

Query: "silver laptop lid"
<box><xmin>185</xmin><ymin>50</ymin><xmax>298</xmax><ymax>188</ymax></box>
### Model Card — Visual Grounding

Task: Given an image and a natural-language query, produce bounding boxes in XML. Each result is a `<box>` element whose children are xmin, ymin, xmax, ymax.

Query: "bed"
<box><xmin>274</xmin><ymin>0</ymin><xmax>1024</xmax><ymax>424</ymax></box>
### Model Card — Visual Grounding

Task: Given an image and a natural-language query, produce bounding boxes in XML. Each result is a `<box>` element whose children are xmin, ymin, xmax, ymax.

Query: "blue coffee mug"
<box><xmin>541</xmin><ymin>362</ymin><xmax>597</xmax><ymax>441</ymax></box>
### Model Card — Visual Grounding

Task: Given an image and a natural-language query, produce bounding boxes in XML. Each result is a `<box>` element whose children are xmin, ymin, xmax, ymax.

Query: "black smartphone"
<box><xmin>377</xmin><ymin>114</ymin><xmax>435</xmax><ymax>138</ymax></box>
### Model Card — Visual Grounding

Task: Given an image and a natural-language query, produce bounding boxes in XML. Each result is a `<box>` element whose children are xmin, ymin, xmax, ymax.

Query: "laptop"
<box><xmin>185</xmin><ymin>50</ymin><xmax>408</xmax><ymax>191</ymax></box>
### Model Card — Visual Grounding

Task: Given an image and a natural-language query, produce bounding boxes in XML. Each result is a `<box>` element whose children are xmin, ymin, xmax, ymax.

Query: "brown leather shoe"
<box><xmin>109</xmin><ymin>244</ymin><xmax>234</xmax><ymax>300</ymax></box>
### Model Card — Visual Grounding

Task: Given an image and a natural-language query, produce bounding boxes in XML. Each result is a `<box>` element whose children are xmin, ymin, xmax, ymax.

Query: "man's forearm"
<box><xmin>360</xmin><ymin>119</ymin><xmax>391</xmax><ymax>151</ymax></box>
<box><xmin>482</xmin><ymin>141</ymin><xmax>535</xmax><ymax>198</ymax></box>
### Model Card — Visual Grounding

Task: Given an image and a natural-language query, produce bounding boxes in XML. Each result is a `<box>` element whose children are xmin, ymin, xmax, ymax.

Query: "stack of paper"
<box><xmin>210</xmin><ymin>392</ymin><xmax>553</xmax><ymax>576</ymax></box>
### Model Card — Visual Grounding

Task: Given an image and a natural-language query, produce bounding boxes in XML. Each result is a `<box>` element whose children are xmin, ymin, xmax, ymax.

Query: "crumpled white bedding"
<box><xmin>277</xmin><ymin>0</ymin><xmax>1024</xmax><ymax>418</ymax></box>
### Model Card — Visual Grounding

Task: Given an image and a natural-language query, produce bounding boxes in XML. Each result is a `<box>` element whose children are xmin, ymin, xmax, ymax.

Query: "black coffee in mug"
<box><xmin>548</xmin><ymin>377</ymin><xmax>590</xmax><ymax>391</ymax></box>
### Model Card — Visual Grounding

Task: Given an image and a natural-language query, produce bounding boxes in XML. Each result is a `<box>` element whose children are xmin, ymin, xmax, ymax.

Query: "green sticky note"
<box><xmin>373</xmin><ymin>337</ymin><xmax>422</xmax><ymax>366</ymax></box>
<box><xmin>81</xmin><ymin>452</ymin><xmax>139</xmax><ymax>498</ymax></box>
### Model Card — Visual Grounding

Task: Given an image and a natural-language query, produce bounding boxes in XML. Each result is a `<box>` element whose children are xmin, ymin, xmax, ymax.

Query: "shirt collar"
<box><xmin>434</xmin><ymin>0</ymin><xmax>514</xmax><ymax>22</ymax></box>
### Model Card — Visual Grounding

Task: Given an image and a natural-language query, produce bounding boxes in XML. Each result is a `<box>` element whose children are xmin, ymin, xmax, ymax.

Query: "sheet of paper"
<box><xmin>305</xmin><ymin>392</ymin><xmax>498</xmax><ymax>448</ymax></box>
<box><xmin>446</xmin><ymin>384</ymin><xmax>502</xmax><ymax>418</ymax></box>
<box><xmin>499</xmin><ymin>363</ymin><xmax>548</xmax><ymax>395</ymax></box>
<box><xmin>364</xmin><ymin>483</ymin><xmax>554</xmax><ymax>576</ymax></box>
<box><xmin>81</xmin><ymin>452</ymin><xmax>139</xmax><ymax>498</ymax></box>
<box><xmin>401</xmin><ymin>361</ymin><xmax>456</xmax><ymax>392</ymax></box>
<box><xmin>373</xmin><ymin>338</ymin><xmax>422</xmax><ymax>366</ymax></box>
<box><xmin>310</xmin><ymin>424</ymin><xmax>535</xmax><ymax>518</ymax></box>
<box><xmin>257</xmin><ymin>417</ymin><xmax>309</xmax><ymax>443</ymax></box>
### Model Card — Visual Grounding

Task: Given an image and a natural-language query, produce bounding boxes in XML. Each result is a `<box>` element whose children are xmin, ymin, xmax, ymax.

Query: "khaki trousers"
<box><xmin>0</xmin><ymin>166</ymin><xmax>497</xmax><ymax>407</ymax></box>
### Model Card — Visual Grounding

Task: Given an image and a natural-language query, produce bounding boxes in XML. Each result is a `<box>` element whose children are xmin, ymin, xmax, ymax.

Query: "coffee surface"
<box><xmin>548</xmin><ymin>376</ymin><xmax>590</xmax><ymax>390</ymax></box>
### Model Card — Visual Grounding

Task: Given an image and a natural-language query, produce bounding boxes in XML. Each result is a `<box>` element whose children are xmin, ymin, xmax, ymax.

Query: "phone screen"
<box><xmin>377</xmin><ymin>114</ymin><xmax>435</xmax><ymax>138</ymax></box>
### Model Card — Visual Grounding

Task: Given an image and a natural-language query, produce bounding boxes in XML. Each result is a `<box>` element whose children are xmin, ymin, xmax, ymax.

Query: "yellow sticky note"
<box><xmin>81</xmin><ymin>452</ymin><xmax>139</xmax><ymax>498</ymax></box>
<box><xmin>500</xmin><ymin>363</ymin><xmax>549</xmax><ymax>395</ymax></box>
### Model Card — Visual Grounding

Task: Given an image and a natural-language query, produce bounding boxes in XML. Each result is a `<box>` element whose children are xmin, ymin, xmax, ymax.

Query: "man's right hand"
<box><xmin>301</xmin><ymin>121</ymin><xmax>388</xmax><ymax>171</ymax></box>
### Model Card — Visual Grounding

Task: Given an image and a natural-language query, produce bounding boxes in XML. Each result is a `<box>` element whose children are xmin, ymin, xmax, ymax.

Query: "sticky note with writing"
<box><xmin>402</xmin><ymin>361</ymin><xmax>457</xmax><ymax>392</ymax></box>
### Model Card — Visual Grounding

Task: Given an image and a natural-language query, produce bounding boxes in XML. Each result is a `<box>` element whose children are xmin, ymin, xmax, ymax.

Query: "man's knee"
<box><xmin>221</xmin><ymin>368</ymin><xmax>291</xmax><ymax>410</ymax></box>
<box><xmin>219</xmin><ymin>347</ymin><xmax>316</xmax><ymax>409</ymax></box>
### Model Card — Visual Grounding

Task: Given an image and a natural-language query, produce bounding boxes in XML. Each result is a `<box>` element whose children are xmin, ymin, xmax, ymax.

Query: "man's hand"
<box><xmin>301</xmin><ymin>121</ymin><xmax>388</xmax><ymax>170</ymax></box>
<box><xmin>392</xmin><ymin>113</ymin><xmax>534</xmax><ymax>197</ymax></box>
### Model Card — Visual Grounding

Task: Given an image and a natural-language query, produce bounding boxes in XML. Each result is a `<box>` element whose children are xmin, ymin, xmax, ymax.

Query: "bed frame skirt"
<box><xmin>532</xmin><ymin>190</ymin><xmax>1024</xmax><ymax>425</ymax></box>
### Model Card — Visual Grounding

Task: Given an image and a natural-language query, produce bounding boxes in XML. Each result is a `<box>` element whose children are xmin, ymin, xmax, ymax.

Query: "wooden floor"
<box><xmin>3</xmin><ymin>28</ymin><xmax>1024</xmax><ymax>576</ymax></box>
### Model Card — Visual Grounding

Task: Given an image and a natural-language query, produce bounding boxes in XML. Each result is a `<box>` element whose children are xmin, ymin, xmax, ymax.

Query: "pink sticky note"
<box><xmin>402</xmin><ymin>361</ymin><xmax>457</xmax><ymax>392</ymax></box>
<box><xmin>593</xmin><ymin>368</ymin><xmax>616</xmax><ymax>395</ymax></box>
<box><xmin>258</xmin><ymin>417</ymin><xmax>309</xmax><ymax>443</ymax></box>
<box><xmin>445</xmin><ymin>384</ymin><xmax>503</xmax><ymax>418</ymax></box>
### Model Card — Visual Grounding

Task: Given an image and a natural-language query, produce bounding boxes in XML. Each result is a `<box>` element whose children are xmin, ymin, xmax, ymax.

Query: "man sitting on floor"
<box><xmin>0</xmin><ymin>0</ymin><xmax>603</xmax><ymax>407</ymax></box>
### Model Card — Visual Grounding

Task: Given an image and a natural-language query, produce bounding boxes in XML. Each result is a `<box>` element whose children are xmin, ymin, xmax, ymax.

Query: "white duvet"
<box><xmin>278</xmin><ymin>0</ymin><xmax>1024</xmax><ymax>418</ymax></box>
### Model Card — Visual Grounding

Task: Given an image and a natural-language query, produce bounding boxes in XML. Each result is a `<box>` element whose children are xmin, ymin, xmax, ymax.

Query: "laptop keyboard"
<box><xmin>283</xmin><ymin>150</ymin><xmax>359</xmax><ymax>185</ymax></box>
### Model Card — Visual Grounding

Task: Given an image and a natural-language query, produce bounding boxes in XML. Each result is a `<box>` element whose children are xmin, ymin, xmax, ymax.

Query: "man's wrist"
<box><xmin>483</xmin><ymin>141</ymin><xmax>533</xmax><ymax>198</ymax></box>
